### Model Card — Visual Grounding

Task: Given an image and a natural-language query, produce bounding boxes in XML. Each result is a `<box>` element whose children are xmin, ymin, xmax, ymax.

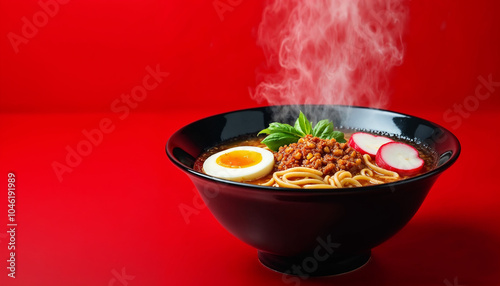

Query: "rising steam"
<box><xmin>252</xmin><ymin>0</ymin><xmax>408</xmax><ymax>113</ymax></box>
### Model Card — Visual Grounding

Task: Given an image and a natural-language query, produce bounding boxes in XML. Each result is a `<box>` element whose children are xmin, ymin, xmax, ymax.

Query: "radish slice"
<box><xmin>375</xmin><ymin>142</ymin><xmax>424</xmax><ymax>176</ymax></box>
<box><xmin>347</xmin><ymin>132</ymin><xmax>394</xmax><ymax>157</ymax></box>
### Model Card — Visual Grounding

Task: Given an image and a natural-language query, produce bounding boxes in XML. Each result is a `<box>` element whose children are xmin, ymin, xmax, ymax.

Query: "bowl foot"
<box><xmin>258</xmin><ymin>250</ymin><xmax>370</xmax><ymax>277</ymax></box>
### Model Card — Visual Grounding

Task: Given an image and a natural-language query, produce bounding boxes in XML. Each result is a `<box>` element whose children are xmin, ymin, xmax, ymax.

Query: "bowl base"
<box><xmin>258</xmin><ymin>250</ymin><xmax>370</xmax><ymax>277</ymax></box>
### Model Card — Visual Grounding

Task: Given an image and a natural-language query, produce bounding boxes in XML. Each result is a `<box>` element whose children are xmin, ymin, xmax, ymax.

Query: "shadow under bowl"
<box><xmin>166</xmin><ymin>105</ymin><xmax>460</xmax><ymax>276</ymax></box>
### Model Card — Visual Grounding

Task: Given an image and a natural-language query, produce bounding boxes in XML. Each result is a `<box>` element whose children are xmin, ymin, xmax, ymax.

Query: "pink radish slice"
<box><xmin>375</xmin><ymin>142</ymin><xmax>424</xmax><ymax>176</ymax></box>
<box><xmin>347</xmin><ymin>132</ymin><xmax>394</xmax><ymax>157</ymax></box>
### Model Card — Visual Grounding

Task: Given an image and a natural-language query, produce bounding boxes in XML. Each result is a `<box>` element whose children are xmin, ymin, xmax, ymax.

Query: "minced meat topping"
<box><xmin>274</xmin><ymin>135</ymin><xmax>366</xmax><ymax>175</ymax></box>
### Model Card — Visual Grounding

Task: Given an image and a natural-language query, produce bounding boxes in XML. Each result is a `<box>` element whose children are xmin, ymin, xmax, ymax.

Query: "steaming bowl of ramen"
<box><xmin>166</xmin><ymin>105</ymin><xmax>460</xmax><ymax>276</ymax></box>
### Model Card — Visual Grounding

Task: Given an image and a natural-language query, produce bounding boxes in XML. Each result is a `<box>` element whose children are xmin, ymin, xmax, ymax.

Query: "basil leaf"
<box><xmin>294</xmin><ymin>111</ymin><xmax>311</xmax><ymax>136</ymax></box>
<box><xmin>266</xmin><ymin>122</ymin><xmax>304</xmax><ymax>138</ymax></box>
<box><xmin>257</xmin><ymin>128</ymin><xmax>271</xmax><ymax>135</ymax></box>
<box><xmin>258</xmin><ymin>110</ymin><xmax>346</xmax><ymax>150</ymax></box>
<box><xmin>260</xmin><ymin>132</ymin><xmax>301</xmax><ymax>151</ymax></box>
<box><xmin>312</xmin><ymin>120</ymin><xmax>346</xmax><ymax>142</ymax></box>
<box><xmin>312</xmin><ymin>119</ymin><xmax>334</xmax><ymax>139</ymax></box>
<box><xmin>331</xmin><ymin>131</ymin><xmax>347</xmax><ymax>143</ymax></box>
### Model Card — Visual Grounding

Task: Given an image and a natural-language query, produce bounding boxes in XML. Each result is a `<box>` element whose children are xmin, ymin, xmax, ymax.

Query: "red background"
<box><xmin>1</xmin><ymin>0</ymin><xmax>500</xmax><ymax>285</ymax></box>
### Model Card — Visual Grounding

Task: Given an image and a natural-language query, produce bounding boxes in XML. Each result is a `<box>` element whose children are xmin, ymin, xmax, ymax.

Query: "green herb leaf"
<box><xmin>294</xmin><ymin>111</ymin><xmax>311</xmax><ymax>136</ymax></box>
<box><xmin>312</xmin><ymin>119</ymin><xmax>334</xmax><ymax>139</ymax></box>
<box><xmin>258</xmin><ymin>111</ymin><xmax>346</xmax><ymax>150</ymax></box>
<box><xmin>260</xmin><ymin>132</ymin><xmax>301</xmax><ymax>151</ymax></box>
<box><xmin>257</xmin><ymin>128</ymin><xmax>271</xmax><ymax>135</ymax></box>
<box><xmin>331</xmin><ymin>131</ymin><xmax>347</xmax><ymax>143</ymax></box>
<box><xmin>262</xmin><ymin>122</ymin><xmax>304</xmax><ymax>138</ymax></box>
<box><xmin>312</xmin><ymin>120</ymin><xmax>347</xmax><ymax>143</ymax></box>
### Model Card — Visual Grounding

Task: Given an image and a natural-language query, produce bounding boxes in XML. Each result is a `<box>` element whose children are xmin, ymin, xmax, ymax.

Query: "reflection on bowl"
<box><xmin>166</xmin><ymin>105</ymin><xmax>460</xmax><ymax>276</ymax></box>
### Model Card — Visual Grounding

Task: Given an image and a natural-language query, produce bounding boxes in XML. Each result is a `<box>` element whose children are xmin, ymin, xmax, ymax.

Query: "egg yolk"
<box><xmin>216</xmin><ymin>150</ymin><xmax>263</xmax><ymax>168</ymax></box>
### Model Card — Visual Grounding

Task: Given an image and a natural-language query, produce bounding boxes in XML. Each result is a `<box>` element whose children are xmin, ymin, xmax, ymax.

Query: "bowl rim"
<box><xmin>166</xmin><ymin>104</ymin><xmax>461</xmax><ymax>194</ymax></box>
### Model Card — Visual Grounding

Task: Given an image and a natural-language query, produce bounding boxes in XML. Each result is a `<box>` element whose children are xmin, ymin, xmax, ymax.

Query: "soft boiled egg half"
<box><xmin>202</xmin><ymin>146</ymin><xmax>274</xmax><ymax>182</ymax></box>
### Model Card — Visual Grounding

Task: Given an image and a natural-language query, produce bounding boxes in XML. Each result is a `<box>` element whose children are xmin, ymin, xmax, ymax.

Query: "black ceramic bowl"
<box><xmin>166</xmin><ymin>105</ymin><xmax>460</xmax><ymax>276</ymax></box>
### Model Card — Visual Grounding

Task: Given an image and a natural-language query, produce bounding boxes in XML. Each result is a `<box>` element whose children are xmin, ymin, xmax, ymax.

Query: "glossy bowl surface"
<box><xmin>166</xmin><ymin>105</ymin><xmax>460</xmax><ymax>276</ymax></box>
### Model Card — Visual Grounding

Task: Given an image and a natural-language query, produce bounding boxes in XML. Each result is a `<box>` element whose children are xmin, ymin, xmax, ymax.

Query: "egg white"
<box><xmin>202</xmin><ymin>146</ymin><xmax>274</xmax><ymax>182</ymax></box>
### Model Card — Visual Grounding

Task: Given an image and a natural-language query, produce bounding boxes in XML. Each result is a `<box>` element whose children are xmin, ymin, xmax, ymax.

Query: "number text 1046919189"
<box><xmin>7</xmin><ymin>172</ymin><xmax>16</xmax><ymax>278</ymax></box>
